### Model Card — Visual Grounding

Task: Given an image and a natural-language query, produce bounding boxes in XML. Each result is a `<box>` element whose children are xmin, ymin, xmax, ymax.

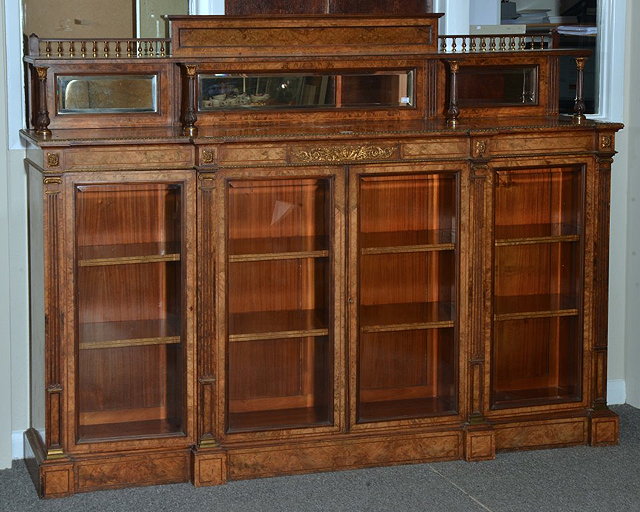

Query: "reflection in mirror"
<box><xmin>457</xmin><ymin>66</ymin><xmax>538</xmax><ymax>107</ymax></box>
<box><xmin>57</xmin><ymin>75</ymin><xmax>158</xmax><ymax>114</ymax></box>
<box><xmin>198</xmin><ymin>71</ymin><xmax>414</xmax><ymax>110</ymax></box>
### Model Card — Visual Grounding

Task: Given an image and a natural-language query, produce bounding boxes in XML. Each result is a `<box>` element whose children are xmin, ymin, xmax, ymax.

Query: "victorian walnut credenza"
<box><xmin>21</xmin><ymin>14</ymin><xmax>622</xmax><ymax>497</ymax></box>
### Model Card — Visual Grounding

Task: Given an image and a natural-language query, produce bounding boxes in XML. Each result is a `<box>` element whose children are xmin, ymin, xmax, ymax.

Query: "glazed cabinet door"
<box><xmin>348</xmin><ymin>163</ymin><xmax>466</xmax><ymax>430</ymax></box>
<box><xmin>489</xmin><ymin>162</ymin><xmax>585</xmax><ymax>411</ymax></box>
<box><xmin>216</xmin><ymin>167</ymin><xmax>344</xmax><ymax>439</ymax></box>
<box><xmin>65</xmin><ymin>171</ymin><xmax>196</xmax><ymax>449</ymax></box>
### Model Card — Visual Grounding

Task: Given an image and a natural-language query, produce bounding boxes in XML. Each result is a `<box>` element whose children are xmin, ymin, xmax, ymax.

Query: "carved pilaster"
<box><xmin>34</xmin><ymin>66</ymin><xmax>51</xmax><ymax>136</ymax></box>
<box><xmin>426</xmin><ymin>60</ymin><xmax>438</xmax><ymax>119</ymax></box>
<box><xmin>197</xmin><ymin>174</ymin><xmax>217</xmax><ymax>447</ymax></box>
<box><xmin>43</xmin><ymin>176</ymin><xmax>65</xmax><ymax>459</ymax></box>
<box><xmin>182</xmin><ymin>64</ymin><xmax>198</xmax><ymax>137</ymax></box>
<box><xmin>468</xmin><ymin>165</ymin><xmax>493</xmax><ymax>423</ymax></box>
<box><xmin>547</xmin><ymin>56</ymin><xmax>560</xmax><ymax>115</ymax></box>
<box><xmin>591</xmin><ymin>156</ymin><xmax>613</xmax><ymax>411</ymax></box>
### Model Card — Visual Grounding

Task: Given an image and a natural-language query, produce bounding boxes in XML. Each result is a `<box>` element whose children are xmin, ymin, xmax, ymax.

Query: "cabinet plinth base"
<box><xmin>192</xmin><ymin>450</ymin><xmax>228</xmax><ymax>487</ymax></box>
<box><xmin>25</xmin><ymin>429</ymin><xmax>192</xmax><ymax>498</ymax></box>
<box><xmin>26</xmin><ymin>410</ymin><xmax>621</xmax><ymax>497</ymax></box>
<box><xmin>589</xmin><ymin>409</ymin><xmax>619</xmax><ymax>446</ymax></box>
<box><xmin>464</xmin><ymin>425</ymin><xmax>496</xmax><ymax>461</ymax></box>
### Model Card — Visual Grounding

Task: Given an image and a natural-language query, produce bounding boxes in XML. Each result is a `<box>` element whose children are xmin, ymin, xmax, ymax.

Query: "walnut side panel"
<box><xmin>401</xmin><ymin>138</ymin><xmax>468</xmax><ymax>160</ymax></box>
<box><xmin>76</xmin><ymin>451</ymin><xmax>191</xmax><ymax>492</ymax></box>
<box><xmin>170</xmin><ymin>16</ymin><xmax>438</xmax><ymax>57</ymax></box>
<box><xmin>64</xmin><ymin>145</ymin><xmax>194</xmax><ymax>171</ymax></box>
<box><xmin>28</xmin><ymin>166</ymin><xmax>47</xmax><ymax>448</ymax></box>
<box><xmin>228</xmin><ymin>432</ymin><xmax>462</xmax><ymax>479</ymax></box>
<box><xmin>489</xmin><ymin>133</ymin><xmax>593</xmax><ymax>157</ymax></box>
<box><xmin>495</xmin><ymin>418</ymin><xmax>588</xmax><ymax>451</ymax></box>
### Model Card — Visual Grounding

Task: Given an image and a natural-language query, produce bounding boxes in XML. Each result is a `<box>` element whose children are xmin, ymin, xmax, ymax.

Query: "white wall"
<box><xmin>188</xmin><ymin>0</ymin><xmax>224</xmax><ymax>15</ymax></box>
<box><xmin>623</xmin><ymin>0</ymin><xmax>640</xmax><ymax>407</ymax></box>
<box><xmin>1</xmin><ymin>0</ymin><xmax>28</xmax><ymax>470</ymax></box>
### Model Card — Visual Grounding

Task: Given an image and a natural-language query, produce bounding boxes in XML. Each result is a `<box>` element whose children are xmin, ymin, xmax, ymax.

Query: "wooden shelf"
<box><xmin>494</xmin><ymin>294</ymin><xmax>578</xmax><ymax>321</ymax></box>
<box><xmin>361</xmin><ymin>229</ymin><xmax>455</xmax><ymax>255</ymax></box>
<box><xmin>78</xmin><ymin>242</ymin><xmax>181</xmax><ymax>267</ymax></box>
<box><xmin>495</xmin><ymin>223</ymin><xmax>580</xmax><ymax>246</ymax></box>
<box><xmin>229</xmin><ymin>309</ymin><xmax>329</xmax><ymax>342</ymax></box>
<box><xmin>229</xmin><ymin>235</ymin><xmax>329</xmax><ymax>255</ymax></box>
<box><xmin>78</xmin><ymin>419</ymin><xmax>184</xmax><ymax>441</ymax></box>
<box><xmin>360</xmin><ymin>301</ymin><xmax>454</xmax><ymax>333</ymax></box>
<box><xmin>358</xmin><ymin>397</ymin><xmax>456</xmax><ymax>423</ymax></box>
<box><xmin>79</xmin><ymin>318</ymin><xmax>181</xmax><ymax>350</ymax></box>
<box><xmin>227</xmin><ymin>406</ymin><xmax>331</xmax><ymax>433</ymax></box>
<box><xmin>492</xmin><ymin>386</ymin><xmax>581</xmax><ymax>409</ymax></box>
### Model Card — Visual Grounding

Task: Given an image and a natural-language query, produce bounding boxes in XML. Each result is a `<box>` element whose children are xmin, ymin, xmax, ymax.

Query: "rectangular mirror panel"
<box><xmin>457</xmin><ymin>66</ymin><xmax>538</xmax><ymax>107</ymax></box>
<box><xmin>57</xmin><ymin>75</ymin><xmax>157</xmax><ymax>114</ymax></box>
<box><xmin>198</xmin><ymin>71</ymin><xmax>413</xmax><ymax>110</ymax></box>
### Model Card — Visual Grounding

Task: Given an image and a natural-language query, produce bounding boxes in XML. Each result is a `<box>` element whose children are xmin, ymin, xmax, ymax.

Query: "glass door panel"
<box><xmin>356</xmin><ymin>173</ymin><xmax>458</xmax><ymax>423</ymax></box>
<box><xmin>75</xmin><ymin>183</ymin><xmax>184</xmax><ymax>441</ymax></box>
<box><xmin>226</xmin><ymin>177</ymin><xmax>333</xmax><ymax>433</ymax></box>
<box><xmin>492</xmin><ymin>166</ymin><xmax>583</xmax><ymax>409</ymax></box>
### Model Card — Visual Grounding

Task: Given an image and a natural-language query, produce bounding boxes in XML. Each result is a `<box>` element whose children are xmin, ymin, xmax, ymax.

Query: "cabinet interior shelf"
<box><xmin>494</xmin><ymin>294</ymin><xmax>578</xmax><ymax>321</ymax></box>
<box><xmin>495</xmin><ymin>235</ymin><xmax>580</xmax><ymax>247</ymax></box>
<box><xmin>492</xmin><ymin>386</ymin><xmax>580</xmax><ymax>409</ymax></box>
<box><xmin>494</xmin><ymin>223</ymin><xmax>580</xmax><ymax>246</ymax></box>
<box><xmin>78</xmin><ymin>242</ymin><xmax>181</xmax><ymax>267</ymax></box>
<box><xmin>78</xmin><ymin>419</ymin><xmax>185</xmax><ymax>441</ymax></box>
<box><xmin>360</xmin><ymin>229</ymin><xmax>455</xmax><ymax>255</ymax></box>
<box><xmin>228</xmin><ymin>406</ymin><xmax>331</xmax><ymax>433</ymax></box>
<box><xmin>358</xmin><ymin>397</ymin><xmax>456</xmax><ymax>423</ymax></box>
<box><xmin>229</xmin><ymin>309</ymin><xmax>328</xmax><ymax>342</ymax></box>
<box><xmin>229</xmin><ymin>250</ymin><xmax>329</xmax><ymax>262</ymax></box>
<box><xmin>360</xmin><ymin>301</ymin><xmax>454</xmax><ymax>333</ymax></box>
<box><xmin>78</xmin><ymin>318</ymin><xmax>181</xmax><ymax>350</ymax></box>
<box><xmin>228</xmin><ymin>235</ymin><xmax>329</xmax><ymax>256</ymax></box>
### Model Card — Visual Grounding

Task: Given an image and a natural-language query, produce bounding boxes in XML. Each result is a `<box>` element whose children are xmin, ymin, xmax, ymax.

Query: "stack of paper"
<box><xmin>556</xmin><ymin>25</ymin><xmax>598</xmax><ymax>35</ymax></box>
<box><xmin>514</xmin><ymin>9</ymin><xmax>551</xmax><ymax>24</ymax></box>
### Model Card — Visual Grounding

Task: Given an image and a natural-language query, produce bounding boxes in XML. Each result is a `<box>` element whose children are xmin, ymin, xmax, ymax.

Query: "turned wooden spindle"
<box><xmin>182</xmin><ymin>64</ymin><xmax>198</xmax><ymax>137</ymax></box>
<box><xmin>34</xmin><ymin>66</ymin><xmax>51</xmax><ymax>136</ymax></box>
<box><xmin>446</xmin><ymin>60</ymin><xmax>460</xmax><ymax>125</ymax></box>
<box><xmin>574</xmin><ymin>57</ymin><xmax>588</xmax><ymax>120</ymax></box>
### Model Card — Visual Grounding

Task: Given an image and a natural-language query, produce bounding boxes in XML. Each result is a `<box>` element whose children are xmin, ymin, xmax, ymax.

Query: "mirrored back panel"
<box><xmin>57</xmin><ymin>75</ymin><xmax>158</xmax><ymax>114</ymax></box>
<box><xmin>198</xmin><ymin>71</ymin><xmax>414</xmax><ymax>111</ymax></box>
<box><xmin>457</xmin><ymin>66</ymin><xmax>538</xmax><ymax>107</ymax></box>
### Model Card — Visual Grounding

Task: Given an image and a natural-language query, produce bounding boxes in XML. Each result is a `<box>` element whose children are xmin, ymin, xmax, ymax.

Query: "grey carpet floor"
<box><xmin>1</xmin><ymin>404</ymin><xmax>638</xmax><ymax>512</ymax></box>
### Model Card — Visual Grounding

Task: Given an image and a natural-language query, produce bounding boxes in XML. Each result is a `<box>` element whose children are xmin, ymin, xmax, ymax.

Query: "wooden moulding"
<box><xmin>168</xmin><ymin>15</ymin><xmax>441</xmax><ymax>58</ymax></box>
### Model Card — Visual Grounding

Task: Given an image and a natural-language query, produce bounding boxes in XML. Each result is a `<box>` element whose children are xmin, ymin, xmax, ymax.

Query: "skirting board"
<box><xmin>9</xmin><ymin>380</ymin><xmax>628</xmax><ymax>460</ymax></box>
<box><xmin>607</xmin><ymin>379</ymin><xmax>626</xmax><ymax>405</ymax></box>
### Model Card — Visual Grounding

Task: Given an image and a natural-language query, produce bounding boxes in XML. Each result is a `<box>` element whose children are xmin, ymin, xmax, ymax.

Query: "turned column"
<box><xmin>573</xmin><ymin>57</ymin><xmax>587</xmax><ymax>120</ymax></box>
<box><xmin>446</xmin><ymin>60</ymin><xmax>460</xmax><ymax>125</ymax></box>
<box><xmin>34</xmin><ymin>66</ymin><xmax>51</xmax><ymax>136</ymax></box>
<box><xmin>182</xmin><ymin>64</ymin><xmax>198</xmax><ymax>137</ymax></box>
